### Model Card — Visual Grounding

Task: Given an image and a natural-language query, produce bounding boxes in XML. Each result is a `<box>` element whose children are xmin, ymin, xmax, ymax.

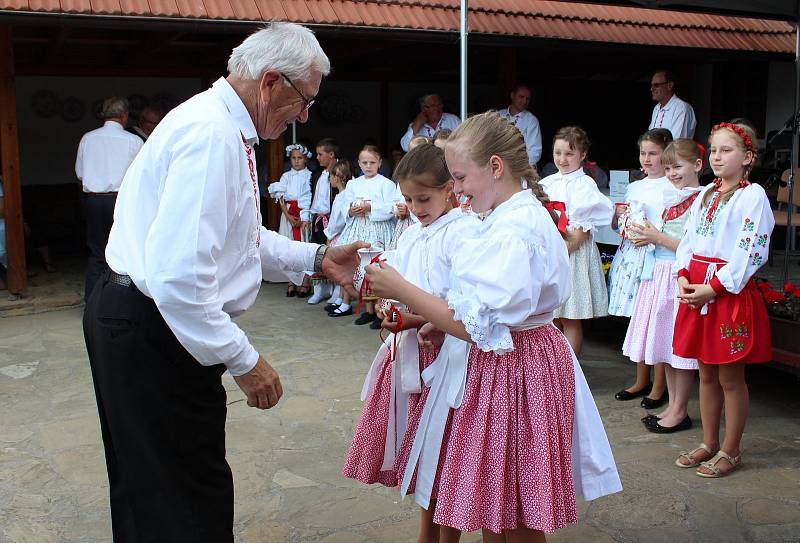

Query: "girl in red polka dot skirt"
<box><xmin>673</xmin><ymin>121</ymin><xmax>774</xmax><ymax>478</ymax></box>
<box><xmin>366</xmin><ymin>112</ymin><xmax>621</xmax><ymax>542</ymax></box>
<box><xmin>342</xmin><ymin>143</ymin><xmax>480</xmax><ymax>543</ymax></box>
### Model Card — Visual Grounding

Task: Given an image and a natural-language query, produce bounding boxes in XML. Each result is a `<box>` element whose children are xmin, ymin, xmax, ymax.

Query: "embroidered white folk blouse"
<box><xmin>648</xmin><ymin>94</ymin><xmax>697</xmax><ymax>139</ymax></box>
<box><xmin>400</xmin><ymin>112</ymin><xmax>461</xmax><ymax>151</ymax></box>
<box><xmin>106</xmin><ymin>78</ymin><xmax>318</xmax><ymax>377</ymax></box>
<box><xmin>268</xmin><ymin>168</ymin><xmax>312</xmax><ymax>221</ymax></box>
<box><xmin>674</xmin><ymin>183</ymin><xmax>774</xmax><ymax>294</ymax></box>
<box><xmin>446</xmin><ymin>190</ymin><xmax>571</xmax><ymax>353</ymax></box>
<box><xmin>539</xmin><ymin>168</ymin><xmax>614</xmax><ymax>232</ymax></box>
<box><xmin>324</xmin><ymin>190</ymin><xmax>352</xmax><ymax>240</ymax></box>
<box><xmin>498</xmin><ymin>108</ymin><xmax>542</xmax><ymax>165</ymax></box>
<box><xmin>342</xmin><ymin>174</ymin><xmax>398</xmax><ymax>223</ymax></box>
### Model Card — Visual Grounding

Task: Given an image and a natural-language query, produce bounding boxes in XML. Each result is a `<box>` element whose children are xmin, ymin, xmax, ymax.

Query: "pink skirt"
<box><xmin>433</xmin><ymin>325</ymin><xmax>577</xmax><ymax>534</ymax></box>
<box><xmin>342</xmin><ymin>346</ymin><xmax>399</xmax><ymax>487</ymax></box>
<box><xmin>393</xmin><ymin>349</ymin><xmax>448</xmax><ymax>497</ymax></box>
<box><xmin>622</xmin><ymin>259</ymin><xmax>698</xmax><ymax>370</ymax></box>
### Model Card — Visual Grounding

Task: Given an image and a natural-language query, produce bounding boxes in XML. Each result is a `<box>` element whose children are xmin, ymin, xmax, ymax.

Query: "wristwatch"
<box><xmin>313</xmin><ymin>245</ymin><xmax>328</xmax><ymax>273</ymax></box>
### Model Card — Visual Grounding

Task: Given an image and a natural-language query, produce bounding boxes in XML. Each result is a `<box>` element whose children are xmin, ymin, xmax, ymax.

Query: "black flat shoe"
<box><xmin>369</xmin><ymin>315</ymin><xmax>383</xmax><ymax>329</ymax></box>
<box><xmin>614</xmin><ymin>383</ymin><xmax>652</xmax><ymax>401</ymax></box>
<box><xmin>647</xmin><ymin>415</ymin><xmax>692</xmax><ymax>434</ymax></box>
<box><xmin>286</xmin><ymin>289</ymin><xmax>297</xmax><ymax>297</ymax></box>
<box><xmin>641</xmin><ymin>414</ymin><xmax>660</xmax><ymax>424</ymax></box>
<box><xmin>641</xmin><ymin>390</ymin><xmax>669</xmax><ymax>410</ymax></box>
<box><xmin>296</xmin><ymin>287</ymin><xmax>311</xmax><ymax>299</ymax></box>
<box><xmin>354</xmin><ymin>312</ymin><xmax>374</xmax><ymax>325</ymax></box>
<box><xmin>330</xmin><ymin>307</ymin><xmax>353</xmax><ymax>317</ymax></box>
<box><xmin>324</xmin><ymin>303</ymin><xmax>339</xmax><ymax>312</ymax></box>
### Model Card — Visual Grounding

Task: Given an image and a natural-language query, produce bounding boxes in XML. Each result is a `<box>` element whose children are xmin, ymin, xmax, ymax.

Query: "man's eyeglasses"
<box><xmin>650</xmin><ymin>81</ymin><xmax>670</xmax><ymax>89</ymax></box>
<box><xmin>281</xmin><ymin>72</ymin><xmax>315</xmax><ymax>112</ymax></box>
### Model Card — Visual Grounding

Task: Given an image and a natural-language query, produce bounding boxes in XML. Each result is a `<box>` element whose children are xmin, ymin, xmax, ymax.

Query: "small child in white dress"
<box><xmin>268</xmin><ymin>143</ymin><xmax>313</xmax><ymax>297</ymax></box>
<box><xmin>540</xmin><ymin>127</ymin><xmax>613</xmax><ymax>357</ymax></box>
<box><xmin>323</xmin><ymin>159</ymin><xmax>353</xmax><ymax>313</ymax></box>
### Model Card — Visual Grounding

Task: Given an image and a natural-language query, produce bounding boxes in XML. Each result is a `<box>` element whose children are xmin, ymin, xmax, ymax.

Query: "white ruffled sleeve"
<box><xmin>324</xmin><ymin>190</ymin><xmax>351</xmax><ymax>240</ymax></box>
<box><xmin>673</xmin><ymin>188</ymin><xmax>704</xmax><ymax>278</ymax></box>
<box><xmin>267</xmin><ymin>172</ymin><xmax>288</xmax><ymax>201</ymax></box>
<box><xmin>446</xmin><ymin>234</ymin><xmax>544</xmax><ymax>354</ymax></box>
<box><xmin>715</xmin><ymin>184</ymin><xmax>775</xmax><ymax>294</ymax></box>
<box><xmin>568</xmin><ymin>178</ymin><xmax>614</xmax><ymax>232</ymax></box>
<box><xmin>368</xmin><ymin>177</ymin><xmax>398</xmax><ymax>222</ymax></box>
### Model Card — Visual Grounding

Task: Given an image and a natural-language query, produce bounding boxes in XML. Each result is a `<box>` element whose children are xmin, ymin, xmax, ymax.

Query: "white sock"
<box><xmin>337</xmin><ymin>303</ymin><xmax>350</xmax><ymax>312</ymax></box>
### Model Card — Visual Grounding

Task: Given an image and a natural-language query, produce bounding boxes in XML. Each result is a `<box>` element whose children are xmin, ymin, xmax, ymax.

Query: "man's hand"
<box><xmin>233</xmin><ymin>356</ymin><xmax>283</xmax><ymax>410</ymax></box>
<box><xmin>321</xmin><ymin>241</ymin><xmax>370</xmax><ymax>298</ymax></box>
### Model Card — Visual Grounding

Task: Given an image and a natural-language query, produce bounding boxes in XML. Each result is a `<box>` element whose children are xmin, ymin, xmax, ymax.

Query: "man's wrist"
<box><xmin>314</xmin><ymin>244</ymin><xmax>328</xmax><ymax>273</ymax></box>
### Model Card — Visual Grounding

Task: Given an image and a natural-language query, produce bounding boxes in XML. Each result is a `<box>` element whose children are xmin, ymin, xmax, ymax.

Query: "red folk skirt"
<box><xmin>673</xmin><ymin>255</ymin><xmax>771</xmax><ymax>364</ymax></box>
<box><xmin>286</xmin><ymin>200</ymin><xmax>302</xmax><ymax>241</ymax></box>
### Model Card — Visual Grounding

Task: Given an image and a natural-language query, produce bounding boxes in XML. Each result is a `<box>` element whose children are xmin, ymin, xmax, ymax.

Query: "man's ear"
<box><xmin>259</xmin><ymin>70</ymin><xmax>281</xmax><ymax>104</ymax></box>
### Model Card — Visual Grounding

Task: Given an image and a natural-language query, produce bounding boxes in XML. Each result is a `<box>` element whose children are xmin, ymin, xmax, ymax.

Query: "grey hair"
<box><xmin>227</xmin><ymin>22</ymin><xmax>331</xmax><ymax>83</ymax></box>
<box><xmin>101</xmin><ymin>97</ymin><xmax>129</xmax><ymax>119</ymax></box>
<box><xmin>419</xmin><ymin>93</ymin><xmax>442</xmax><ymax>106</ymax></box>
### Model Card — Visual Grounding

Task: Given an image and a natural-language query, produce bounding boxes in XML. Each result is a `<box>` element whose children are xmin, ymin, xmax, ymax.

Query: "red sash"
<box><xmin>287</xmin><ymin>200</ymin><xmax>302</xmax><ymax>241</ymax></box>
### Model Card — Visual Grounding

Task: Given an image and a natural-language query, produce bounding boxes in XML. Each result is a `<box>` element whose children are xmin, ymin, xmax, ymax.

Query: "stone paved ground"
<box><xmin>1</xmin><ymin>282</ymin><xmax>800</xmax><ymax>543</ymax></box>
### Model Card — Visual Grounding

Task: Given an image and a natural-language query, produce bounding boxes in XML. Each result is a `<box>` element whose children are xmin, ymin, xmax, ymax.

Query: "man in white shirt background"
<box><xmin>648</xmin><ymin>69</ymin><xmax>697</xmax><ymax>139</ymax></box>
<box><xmin>75</xmin><ymin>96</ymin><xmax>143</xmax><ymax>300</ymax></box>
<box><xmin>399</xmin><ymin>93</ymin><xmax>461</xmax><ymax>151</ymax></box>
<box><xmin>83</xmin><ymin>23</ymin><xmax>365</xmax><ymax>542</ymax></box>
<box><xmin>499</xmin><ymin>83</ymin><xmax>542</xmax><ymax>168</ymax></box>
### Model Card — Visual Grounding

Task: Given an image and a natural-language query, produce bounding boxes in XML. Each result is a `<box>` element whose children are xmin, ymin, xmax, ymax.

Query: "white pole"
<box><xmin>460</xmin><ymin>0</ymin><xmax>468</xmax><ymax>120</ymax></box>
<box><xmin>783</xmin><ymin>22</ymin><xmax>799</xmax><ymax>284</ymax></box>
<box><xmin>292</xmin><ymin>121</ymin><xmax>297</xmax><ymax>144</ymax></box>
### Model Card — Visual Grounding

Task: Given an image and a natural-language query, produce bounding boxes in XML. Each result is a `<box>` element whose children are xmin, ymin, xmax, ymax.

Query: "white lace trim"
<box><xmin>447</xmin><ymin>289</ymin><xmax>514</xmax><ymax>354</ymax></box>
<box><xmin>567</xmin><ymin>220</ymin><xmax>595</xmax><ymax>233</ymax></box>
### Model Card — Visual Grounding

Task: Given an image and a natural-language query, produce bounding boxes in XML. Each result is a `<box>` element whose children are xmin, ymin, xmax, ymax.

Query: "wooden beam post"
<box><xmin>497</xmin><ymin>47</ymin><xmax>517</xmax><ymax>106</ymax></box>
<box><xmin>266</xmin><ymin>136</ymin><xmax>284</xmax><ymax>232</ymax></box>
<box><xmin>0</xmin><ymin>25</ymin><xmax>26</xmax><ymax>294</ymax></box>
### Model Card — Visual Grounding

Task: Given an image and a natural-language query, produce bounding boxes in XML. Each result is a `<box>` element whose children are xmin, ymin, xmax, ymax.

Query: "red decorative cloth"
<box><xmin>662</xmin><ymin>191</ymin><xmax>699</xmax><ymax>222</ymax></box>
<box><xmin>673</xmin><ymin>255</ymin><xmax>772</xmax><ymax>364</ymax></box>
<box><xmin>286</xmin><ymin>200</ymin><xmax>302</xmax><ymax>241</ymax></box>
<box><xmin>544</xmin><ymin>201</ymin><xmax>569</xmax><ymax>234</ymax></box>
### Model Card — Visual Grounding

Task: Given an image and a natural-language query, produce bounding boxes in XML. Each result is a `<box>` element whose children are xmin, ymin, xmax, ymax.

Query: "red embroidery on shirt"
<box><xmin>242</xmin><ymin>136</ymin><xmax>261</xmax><ymax>249</ymax></box>
<box><xmin>662</xmin><ymin>191</ymin><xmax>699</xmax><ymax>222</ymax></box>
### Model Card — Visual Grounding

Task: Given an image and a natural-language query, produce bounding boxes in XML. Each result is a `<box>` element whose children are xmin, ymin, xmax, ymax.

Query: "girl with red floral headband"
<box><xmin>672</xmin><ymin>121</ymin><xmax>774</xmax><ymax>478</ymax></box>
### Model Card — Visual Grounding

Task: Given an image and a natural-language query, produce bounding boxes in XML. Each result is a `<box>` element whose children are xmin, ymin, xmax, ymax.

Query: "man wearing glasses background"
<box><xmin>128</xmin><ymin>104</ymin><xmax>165</xmax><ymax>141</ymax></box>
<box><xmin>648</xmin><ymin>69</ymin><xmax>696</xmax><ymax>139</ymax></box>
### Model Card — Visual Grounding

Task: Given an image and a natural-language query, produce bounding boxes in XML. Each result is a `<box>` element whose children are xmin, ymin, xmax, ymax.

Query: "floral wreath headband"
<box><xmin>711</xmin><ymin>122</ymin><xmax>755</xmax><ymax>153</ymax></box>
<box><xmin>286</xmin><ymin>143</ymin><xmax>312</xmax><ymax>158</ymax></box>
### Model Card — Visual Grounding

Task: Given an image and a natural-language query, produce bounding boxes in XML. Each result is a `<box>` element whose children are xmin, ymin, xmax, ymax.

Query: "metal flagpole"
<box><xmin>782</xmin><ymin>22</ymin><xmax>799</xmax><ymax>285</ymax></box>
<box><xmin>460</xmin><ymin>0</ymin><xmax>468</xmax><ymax>120</ymax></box>
<box><xmin>292</xmin><ymin>121</ymin><xmax>297</xmax><ymax>144</ymax></box>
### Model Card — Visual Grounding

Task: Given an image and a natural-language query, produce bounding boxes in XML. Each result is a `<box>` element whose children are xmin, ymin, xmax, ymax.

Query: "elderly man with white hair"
<box><xmin>83</xmin><ymin>23</ymin><xmax>366</xmax><ymax>542</ymax></box>
<box><xmin>75</xmin><ymin>96</ymin><xmax>143</xmax><ymax>300</ymax></box>
<box><xmin>399</xmin><ymin>93</ymin><xmax>461</xmax><ymax>151</ymax></box>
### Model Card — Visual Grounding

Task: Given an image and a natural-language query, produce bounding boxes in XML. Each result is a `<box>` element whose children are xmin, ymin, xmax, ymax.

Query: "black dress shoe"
<box><xmin>354</xmin><ymin>312</ymin><xmax>374</xmax><ymax>325</ymax></box>
<box><xmin>286</xmin><ymin>289</ymin><xmax>297</xmax><ymax>297</ymax></box>
<box><xmin>614</xmin><ymin>383</ymin><xmax>652</xmax><ymax>401</ymax></box>
<box><xmin>369</xmin><ymin>315</ymin><xmax>383</xmax><ymax>329</ymax></box>
<box><xmin>324</xmin><ymin>303</ymin><xmax>339</xmax><ymax>312</ymax></box>
<box><xmin>641</xmin><ymin>390</ymin><xmax>669</xmax><ymax>409</ymax></box>
<box><xmin>296</xmin><ymin>288</ymin><xmax>311</xmax><ymax>299</ymax></box>
<box><xmin>641</xmin><ymin>414</ymin><xmax>660</xmax><ymax>424</ymax></box>
<box><xmin>330</xmin><ymin>307</ymin><xmax>353</xmax><ymax>317</ymax></box>
<box><xmin>647</xmin><ymin>415</ymin><xmax>692</xmax><ymax>434</ymax></box>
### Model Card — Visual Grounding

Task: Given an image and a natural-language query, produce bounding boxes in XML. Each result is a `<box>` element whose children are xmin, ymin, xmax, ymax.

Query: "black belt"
<box><xmin>109</xmin><ymin>270</ymin><xmax>135</xmax><ymax>289</ymax></box>
<box><xmin>86</xmin><ymin>192</ymin><xmax>118</xmax><ymax>197</ymax></box>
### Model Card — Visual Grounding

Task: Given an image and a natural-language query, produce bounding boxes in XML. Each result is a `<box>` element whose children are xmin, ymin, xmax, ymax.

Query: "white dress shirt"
<box><xmin>106</xmin><ymin>77</ymin><xmax>319</xmax><ymax>377</ymax></box>
<box><xmin>539</xmin><ymin>168</ymin><xmax>614</xmax><ymax>232</ymax></box>
<box><xmin>499</xmin><ymin>108</ymin><xmax>542</xmax><ymax>165</ymax></box>
<box><xmin>310</xmin><ymin>170</ymin><xmax>331</xmax><ymax>217</ymax></box>
<box><xmin>446</xmin><ymin>190</ymin><xmax>571</xmax><ymax>353</ymax></box>
<box><xmin>400</xmin><ymin>112</ymin><xmax>461</xmax><ymax>151</ymax></box>
<box><xmin>649</xmin><ymin>94</ymin><xmax>697</xmax><ymax>139</ymax></box>
<box><xmin>75</xmin><ymin>120</ymin><xmax>143</xmax><ymax>193</ymax></box>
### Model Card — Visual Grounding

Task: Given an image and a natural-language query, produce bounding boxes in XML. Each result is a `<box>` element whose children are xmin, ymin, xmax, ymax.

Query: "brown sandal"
<box><xmin>696</xmin><ymin>450</ymin><xmax>741</xmax><ymax>478</ymax></box>
<box><xmin>675</xmin><ymin>443</ymin><xmax>717</xmax><ymax>468</ymax></box>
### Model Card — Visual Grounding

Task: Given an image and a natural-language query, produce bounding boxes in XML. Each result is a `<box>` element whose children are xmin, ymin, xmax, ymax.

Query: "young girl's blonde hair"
<box><xmin>661</xmin><ymin>139</ymin><xmax>704</xmax><ymax>168</ymax></box>
<box><xmin>446</xmin><ymin>111</ymin><xmax>553</xmax><ymax>210</ymax></box>
<box><xmin>702</xmin><ymin>121</ymin><xmax>758</xmax><ymax>207</ymax></box>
